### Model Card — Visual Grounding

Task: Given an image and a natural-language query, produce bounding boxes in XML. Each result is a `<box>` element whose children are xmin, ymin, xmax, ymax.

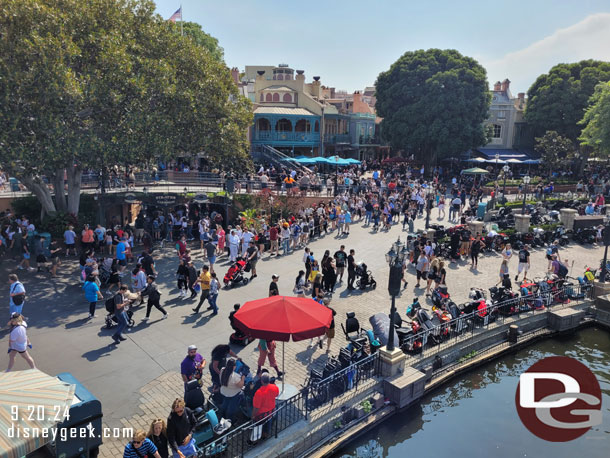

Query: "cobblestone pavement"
<box><xmin>1</xmin><ymin>208</ymin><xmax>604</xmax><ymax>456</ymax></box>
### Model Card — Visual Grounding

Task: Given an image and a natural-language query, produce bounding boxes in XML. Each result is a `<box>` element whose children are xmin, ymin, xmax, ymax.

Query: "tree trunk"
<box><xmin>51</xmin><ymin>170</ymin><xmax>68</xmax><ymax>213</ymax></box>
<box><xmin>20</xmin><ymin>175</ymin><xmax>57</xmax><ymax>216</ymax></box>
<box><xmin>66</xmin><ymin>166</ymin><xmax>82</xmax><ymax>216</ymax></box>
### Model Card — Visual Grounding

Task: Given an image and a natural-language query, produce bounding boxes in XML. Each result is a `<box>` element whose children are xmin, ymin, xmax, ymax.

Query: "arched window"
<box><xmin>277</xmin><ymin>74</ymin><xmax>284</xmax><ymax>80</ymax></box>
<box><xmin>314</xmin><ymin>121</ymin><xmax>319</xmax><ymax>132</ymax></box>
<box><xmin>256</xmin><ymin>118</ymin><xmax>271</xmax><ymax>131</ymax></box>
<box><xmin>295</xmin><ymin>119</ymin><xmax>311</xmax><ymax>132</ymax></box>
<box><xmin>276</xmin><ymin>118</ymin><xmax>292</xmax><ymax>132</ymax></box>
<box><xmin>272</xmin><ymin>93</ymin><xmax>280</xmax><ymax>102</ymax></box>
<box><xmin>283</xmin><ymin>93</ymin><xmax>292</xmax><ymax>103</ymax></box>
<box><xmin>492</xmin><ymin>124</ymin><xmax>502</xmax><ymax>138</ymax></box>
<box><xmin>265</xmin><ymin>93</ymin><xmax>272</xmax><ymax>102</ymax></box>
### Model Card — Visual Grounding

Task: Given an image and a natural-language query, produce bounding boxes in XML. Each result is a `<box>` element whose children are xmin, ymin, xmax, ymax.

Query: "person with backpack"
<box><xmin>83</xmin><ymin>274</ymin><xmax>103</xmax><ymax>319</ymax></box>
<box><xmin>8</xmin><ymin>274</ymin><xmax>26</xmax><ymax>317</ymax></box>
<box><xmin>551</xmin><ymin>255</ymin><xmax>569</xmax><ymax>279</ymax></box>
<box><xmin>141</xmin><ymin>275</ymin><xmax>168</xmax><ymax>321</ymax></box>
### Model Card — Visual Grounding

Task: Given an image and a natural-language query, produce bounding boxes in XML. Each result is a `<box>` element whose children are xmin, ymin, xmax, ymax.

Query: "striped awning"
<box><xmin>0</xmin><ymin>369</ymin><xmax>76</xmax><ymax>458</ymax></box>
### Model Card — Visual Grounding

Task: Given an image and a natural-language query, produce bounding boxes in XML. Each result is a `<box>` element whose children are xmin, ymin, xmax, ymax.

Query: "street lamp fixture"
<box><xmin>495</xmin><ymin>153</ymin><xmax>500</xmax><ymax>175</ymax></box>
<box><xmin>386</xmin><ymin>238</ymin><xmax>407</xmax><ymax>352</ymax></box>
<box><xmin>521</xmin><ymin>175</ymin><xmax>531</xmax><ymax>214</ymax></box>
<box><xmin>502</xmin><ymin>165</ymin><xmax>510</xmax><ymax>204</ymax></box>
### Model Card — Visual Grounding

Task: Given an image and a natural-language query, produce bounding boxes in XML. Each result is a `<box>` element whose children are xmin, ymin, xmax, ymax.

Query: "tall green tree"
<box><xmin>0</xmin><ymin>0</ymin><xmax>251</xmax><ymax>217</ymax></box>
<box><xmin>525</xmin><ymin>60</ymin><xmax>610</xmax><ymax>142</ymax></box>
<box><xmin>534</xmin><ymin>131</ymin><xmax>574</xmax><ymax>176</ymax></box>
<box><xmin>579</xmin><ymin>81</ymin><xmax>610</xmax><ymax>157</ymax></box>
<box><xmin>180</xmin><ymin>21</ymin><xmax>224</xmax><ymax>62</ymax></box>
<box><xmin>375</xmin><ymin>49</ymin><xmax>491</xmax><ymax>166</ymax></box>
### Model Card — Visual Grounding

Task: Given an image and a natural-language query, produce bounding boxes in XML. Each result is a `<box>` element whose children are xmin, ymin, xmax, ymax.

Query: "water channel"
<box><xmin>337</xmin><ymin>327</ymin><xmax>610</xmax><ymax>458</ymax></box>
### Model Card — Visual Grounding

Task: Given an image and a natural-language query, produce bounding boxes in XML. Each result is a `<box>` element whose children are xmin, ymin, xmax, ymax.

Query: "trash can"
<box><xmin>9</xmin><ymin>177</ymin><xmax>19</xmax><ymax>192</ymax></box>
<box><xmin>477</xmin><ymin>202</ymin><xmax>487</xmax><ymax>219</ymax></box>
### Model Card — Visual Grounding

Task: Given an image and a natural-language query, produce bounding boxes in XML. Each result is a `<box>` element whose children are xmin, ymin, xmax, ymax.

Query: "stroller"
<box><xmin>223</xmin><ymin>258</ymin><xmax>249</xmax><ymax>289</ymax></box>
<box><xmin>104</xmin><ymin>296</ymin><xmax>136</xmax><ymax>329</ymax></box>
<box><xmin>355</xmin><ymin>262</ymin><xmax>377</xmax><ymax>290</ymax></box>
<box><xmin>431</xmin><ymin>285</ymin><xmax>450</xmax><ymax>308</ymax></box>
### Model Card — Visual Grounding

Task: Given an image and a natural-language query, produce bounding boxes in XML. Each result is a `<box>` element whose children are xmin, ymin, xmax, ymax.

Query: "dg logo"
<box><xmin>515</xmin><ymin>356</ymin><xmax>602</xmax><ymax>441</ymax></box>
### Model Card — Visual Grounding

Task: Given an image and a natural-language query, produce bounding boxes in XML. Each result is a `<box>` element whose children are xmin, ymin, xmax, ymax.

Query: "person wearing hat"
<box><xmin>180</xmin><ymin>345</ymin><xmax>206</xmax><ymax>389</ymax></box>
<box><xmin>252</xmin><ymin>373</ymin><xmax>280</xmax><ymax>437</ymax></box>
<box><xmin>269</xmin><ymin>274</ymin><xmax>279</xmax><ymax>297</ymax></box>
<box><xmin>6</xmin><ymin>312</ymin><xmax>36</xmax><ymax>372</ymax></box>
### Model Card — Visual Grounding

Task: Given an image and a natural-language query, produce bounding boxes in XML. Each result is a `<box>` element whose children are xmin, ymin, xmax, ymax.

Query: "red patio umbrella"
<box><xmin>233</xmin><ymin>296</ymin><xmax>332</xmax><ymax>342</ymax></box>
<box><xmin>233</xmin><ymin>296</ymin><xmax>332</xmax><ymax>393</ymax></box>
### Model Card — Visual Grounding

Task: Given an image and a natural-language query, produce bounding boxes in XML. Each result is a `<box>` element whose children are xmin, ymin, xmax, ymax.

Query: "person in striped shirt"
<box><xmin>123</xmin><ymin>429</ymin><xmax>161</xmax><ymax>458</ymax></box>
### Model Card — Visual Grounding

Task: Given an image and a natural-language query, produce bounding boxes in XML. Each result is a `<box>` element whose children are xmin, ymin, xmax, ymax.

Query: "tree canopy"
<box><xmin>0</xmin><ymin>0</ymin><xmax>251</xmax><ymax>216</ymax></box>
<box><xmin>375</xmin><ymin>48</ymin><xmax>491</xmax><ymax>166</ymax></box>
<box><xmin>525</xmin><ymin>60</ymin><xmax>610</xmax><ymax>142</ymax></box>
<box><xmin>579</xmin><ymin>81</ymin><xmax>610</xmax><ymax>157</ymax></box>
<box><xmin>181</xmin><ymin>21</ymin><xmax>224</xmax><ymax>62</ymax></box>
<box><xmin>534</xmin><ymin>131</ymin><xmax>574</xmax><ymax>176</ymax></box>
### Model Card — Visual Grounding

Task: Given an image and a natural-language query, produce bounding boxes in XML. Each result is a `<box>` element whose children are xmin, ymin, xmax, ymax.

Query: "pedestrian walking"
<box><xmin>246</xmin><ymin>240</ymin><xmax>258</xmax><ymax>280</ymax></box>
<box><xmin>63</xmin><ymin>225</ymin><xmax>77</xmax><ymax>256</ymax></box>
<box><xmin>176</xmin><ymin>258</ymin><xmax>189</xmax><ymax>298</ymax></box>
<box><xmin>333</xmin><ymin>245</ymin><xmax>347</xmax><ymax>284</ymax></box>
<box><xmin>347</xmin><ymin>249</ymin><xmax>356</xmax><ymax>290</ymax></box>
<box><xmin>141</xmin><ymin>275</ymin><xmax>168</xmax><ymax>320</ymax></box>
<box><xmin>8</xmin><ymin>274</ymin><xmax>25</xmax><ymax>317</ymax></box>
<box><xmin>111</xmin><ymin>285</ymin><xmax>130</xmax><ymax>344</ymax></box>
<box><xmin>192</xmin><ymin>265</ymin><xmax>212</xmax><ymax>314</ymax></box>
<box><xmin>208</xmin><ymin>273</ymin><xmax>220</xmax><ymax>316</ymax></box>
<box><xmin>83</xmin><ymin>274</ymin><xmax>103</xmax><ymax>319</ymax></box>
<box><xmin>470</xmin><ymin>235</ymin><xmax>484</xmax><ymax>269</ymax></box>
<box><xmin>293</xmin><ymin>270</ymin><xmax>306</xmax><ymax>297</ymax></box>
<box><xmin>256</xmin><ymin>339</ymin><xmax>284</xmax><ymax>378</ymax></box>
<box><xmin>6</xmin><ymin>313</ymin><xmax>36</xmax><ymax>372</ymax></box>
<box><xmin>515</xmin><ymin>244</ymin><xmax>531</xmax><ymax>283</ymax></box>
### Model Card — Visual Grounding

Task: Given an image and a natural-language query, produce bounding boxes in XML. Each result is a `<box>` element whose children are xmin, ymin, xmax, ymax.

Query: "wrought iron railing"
<box><xmin>400</xmin><ymin>282</ymin><xmax>592</xmax><ymax>362</ymax></box>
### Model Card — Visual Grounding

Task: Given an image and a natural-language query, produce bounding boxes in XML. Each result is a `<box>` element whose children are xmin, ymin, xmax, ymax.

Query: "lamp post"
<box><xmin>495</xmin><ymin>153</ymin><xmax>500</xmax><ymax>176</ymax></box>
<box><xmin>385</xmin><ymin>238</ymin><xmax>408</xmax><ymax>352</ymax></box>
<box><xmin>425</xmin><ymin>191</ymin><xmax>432</xmax><ymax>230</ymax></box>
<box><xmin>600</xmin><ymin>224</ymin><xmax>610</xmax><ymax>284</ymax></box>
<box><xmin>502</xmin><ymin>164</ymin><xmax>510</xmax><ymax>204</ymax></box>
<box><xmin>521</xmin><ymin>175</ymin><xmax>531</xmax><ymax>214</ymax></box>
<box><xmin>334</xmin><ymin>156</ymin><xmax>339</xmax><ymax>197</ymax></box>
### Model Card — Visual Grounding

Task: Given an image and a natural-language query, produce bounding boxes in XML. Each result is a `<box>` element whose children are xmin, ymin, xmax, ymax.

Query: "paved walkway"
<box><xmin>0</xmin><ymin>209</ymin><xmax>604</xmax><ymax>457</ymax></box>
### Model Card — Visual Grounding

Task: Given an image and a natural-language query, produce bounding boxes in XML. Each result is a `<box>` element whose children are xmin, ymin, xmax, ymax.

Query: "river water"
<box><xmin>337</xmin><ymin>327</ymin><xmax>610</xmax><ymax>458</ymax></box>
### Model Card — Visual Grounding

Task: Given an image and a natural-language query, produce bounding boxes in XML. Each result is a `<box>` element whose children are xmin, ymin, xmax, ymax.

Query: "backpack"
<box><xmin>558</xmin><ymin>262</ymin><xmax>568</xmax><ymax>278</ymax></box>
<box><xmin>105</xmin><ymin>297</ymin><xmax>116</xmax><ymax>314</ymax></box>
<box><xmin>546</xmin><ymin>247</ymin><xmax>553</xmax><ymax>256</ymax></box>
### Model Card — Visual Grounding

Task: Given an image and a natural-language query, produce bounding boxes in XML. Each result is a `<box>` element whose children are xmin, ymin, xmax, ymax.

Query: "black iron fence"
<box><xmin>202</xmin><ymin>351</ymin><xmax>380</xmax><ymax>457</ymax></box>
<box><xmin>400</xmin><ymin>282</ymin><xmax>592</xmax><ymax>361</ymax></box>
<box><xmin>303</xmin><ymin>351</ymin><xmax>380</xmax><ymax>412</ymax></box>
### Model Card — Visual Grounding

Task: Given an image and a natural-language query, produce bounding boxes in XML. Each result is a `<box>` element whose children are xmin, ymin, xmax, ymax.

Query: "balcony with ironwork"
<box><xmin>323</xmin><ymin>133</ymin><xmax>351</xmax><ymax>144</ymax></box>
<box><xmin>253</xmin><ymin>131</ymin><xmax>320</xmax><ymax>144</ymax></box>
<box><xmin>359</xmin><ymin>135</ymin><xmax>381</xmax><ymax>145</ymax></box>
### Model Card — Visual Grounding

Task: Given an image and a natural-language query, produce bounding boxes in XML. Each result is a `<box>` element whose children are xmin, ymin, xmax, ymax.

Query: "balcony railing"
<box><xmin>324</xmin><ymin>133</ymin><xmax>351</xmax><ymax>144</ymax></box>
<box><xmin>359</xmin><ymin>135</ymin><xmax>380</xmax><ymax>145</ymax></box>
<box><xmin>253</xmin><ymin>131</ymin><xmax>320</xmax><ymax>143</ymax></box>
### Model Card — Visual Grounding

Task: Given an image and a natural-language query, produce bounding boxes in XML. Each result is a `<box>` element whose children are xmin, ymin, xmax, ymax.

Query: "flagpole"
<box><xmin>180</xmin><ymin>4</ymin><xmax>183</xmax><ymax>36</ymax></box>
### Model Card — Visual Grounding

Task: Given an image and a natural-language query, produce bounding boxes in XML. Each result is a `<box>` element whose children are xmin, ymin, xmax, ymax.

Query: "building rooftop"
<box><xmin>254</xmin><ymin>106</ymin><xmax>317</xmax><ymax>116</ymax></box>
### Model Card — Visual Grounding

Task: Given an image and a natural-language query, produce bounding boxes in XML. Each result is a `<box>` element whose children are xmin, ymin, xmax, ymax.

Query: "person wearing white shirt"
<box><xmin>227</xmin><ymin>231</ymin><xmax>240</xmax><ymax>262</ymax></box>
<box><xmin>241</xmin><ymin>230</ymin><xmax>253</xmax><ymax>256</ymax></box>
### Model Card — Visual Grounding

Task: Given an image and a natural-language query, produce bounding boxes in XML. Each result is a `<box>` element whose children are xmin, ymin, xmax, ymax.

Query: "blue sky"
<box><xmin>155</xmin><ymin>0</ymin><xmax>610</xmax><ymax>94</ymax></box>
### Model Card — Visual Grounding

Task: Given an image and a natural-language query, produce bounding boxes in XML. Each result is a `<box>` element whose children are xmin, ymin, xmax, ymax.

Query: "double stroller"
<box><xmin>104</xmin><ymin>295</ymin><xmax>136</xmax><ymax>329</ymax></box>
<box><xmin>223</xmin><ymin>258</ymin><xmax>249</xmax><ymax>289</ymax></box>
<box><xmin>355</xmin><ymin>262</ymin><xmax>377</xmax><ymax>290</ymax></box>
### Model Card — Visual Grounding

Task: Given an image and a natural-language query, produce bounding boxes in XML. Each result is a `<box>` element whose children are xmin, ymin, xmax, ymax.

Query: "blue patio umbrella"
<box><xmin>294</xmin><ymin>157</ymin><xmax>319</xmax><ymax>164</ymax></box>
<box><xmin>344</xmin><ymin>158</ymin><xmax>361</xmax><ymax>164</ymax></box>
<box><xmin>326</xmin><ymin>156</ymin><xmax>351</xmax><ymax>166</ymax></box>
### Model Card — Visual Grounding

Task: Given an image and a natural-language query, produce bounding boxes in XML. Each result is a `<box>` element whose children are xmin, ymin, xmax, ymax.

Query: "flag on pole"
<box><xmin>168</xmin><ymin>7</ymin><xmax>182</xmax><ymax>23</ymax></box>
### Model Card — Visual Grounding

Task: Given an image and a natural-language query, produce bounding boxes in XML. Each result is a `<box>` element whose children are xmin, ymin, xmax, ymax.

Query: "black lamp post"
<box><xmin>385</xmin><ymin>238</ymin><xmax>408</xmax><ymax>352</ymax></box>
<box><xmin>600</xmin><ymin>224</ymin><xmax>610</xmax><ymax>284</ymax></box>
<box><xmin>334</xmin><ymin>156</ymin><xmax>339</xmax><ymax>197</ymax></box>
<box><xmin>521</xmin><ymin>175</ymin><xmax>531</xmax><ymax>215</ymax></box>
<box><xmin>425</xmin><ymin>192</ymin><xmax>432</xmax><ymax>230</ymax></box>
<box><xmin>502</xmin><ymin>164</ymin><xmax>510</xmax><ymax>204</ymax></box>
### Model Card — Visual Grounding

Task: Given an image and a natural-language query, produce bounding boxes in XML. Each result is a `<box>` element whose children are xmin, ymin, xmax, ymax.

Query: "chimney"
<box><xmin>353</xmin><ymin>91</ymin><xmax>362</xmax><ymax>104</ymax></box>
<box><xmin>501</xmin><ymin>78</ymin><xmax>511</xmax><ymax>92</ymax></box>
<box><xmin>493</xmin><ymin>81</ymin><xmax>502</xmax><ymax>91</ymax></box>
<box><xmin>311</xmin><ymin>76</ymin><xmax>321</xmax><ymax>98</ymax></box>
<box><xmin>518</xmin><ymin>92</ymin><xmax>525</xmax><ymax>101</ymax></box>
<box><xmin>330</xmin><ymin>87</ymin><xmax>336</xmax><ymax>98</ymax></box>
<box><xmin>256</xmin><ymin>70</ymin><xmax>265</xmax><ymax>81</ymax></box>
<box><xmin>295</xmin><ymin>70</ymin><xmax>305</xmax><ymax>92</ymax></box>
<box><xmin>231</xmin><ymin>67</ymin><xmax>240</xmax><ymax>85</ymax></box>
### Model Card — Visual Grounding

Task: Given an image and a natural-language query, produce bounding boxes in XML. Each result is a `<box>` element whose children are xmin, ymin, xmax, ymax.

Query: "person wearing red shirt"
<box><xmin>252</xmin><ymin>373</ymin><xmax>280</xmax><ymax>437</ymax></box>
<box><xmin>269</xmin><ymin>225</ymin><xmax>279</xmax><ymax>257</ymax></box>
